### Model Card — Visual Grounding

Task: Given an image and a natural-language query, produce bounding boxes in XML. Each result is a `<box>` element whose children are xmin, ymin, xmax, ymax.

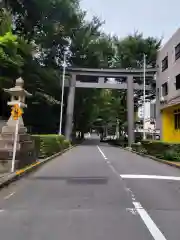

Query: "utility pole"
<box><xmin>143</xmin><ymin>54</ymin><xmax>146</xmax><ymax>140</ymax></box>
<box><xmin>59</xmin><ymin>37</ymin><xmax>72</xmax><ymax>135</ymax></box>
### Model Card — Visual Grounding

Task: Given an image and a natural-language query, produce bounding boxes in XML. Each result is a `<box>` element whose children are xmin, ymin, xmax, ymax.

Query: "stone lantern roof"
<box><xmin>4</xmin><ymin>77</ymin><xmax>32</xmax><ymax>108</ymax></box>
<box><xmin>4</xmin><ymin>78</ymin><xmax>32</xmax><ymax>97</ymax></box>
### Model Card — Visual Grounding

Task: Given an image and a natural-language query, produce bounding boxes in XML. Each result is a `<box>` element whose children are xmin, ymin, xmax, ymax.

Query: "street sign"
<box><xmin>11</xmin><ymin>104</ymin><xmax>23</xmax><ymax>120</ymax></box>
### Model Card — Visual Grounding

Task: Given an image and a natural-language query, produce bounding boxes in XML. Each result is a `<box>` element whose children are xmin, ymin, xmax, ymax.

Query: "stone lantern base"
<box><xmin>0</xmin><ymin>117</ymin><xmax>36</xmax><ymax>173</ymax></box>
<box><xmin>0</xmin><ymin>78</ymin><xmax>36</xmax><ymax>173</ymax></box>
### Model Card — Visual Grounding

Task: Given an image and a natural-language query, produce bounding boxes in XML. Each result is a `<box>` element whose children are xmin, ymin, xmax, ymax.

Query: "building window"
<box><xmin>174</xmin><ymin>109</ymin><xmax>180</xmax><ymax>130</ymax></box>
<box><xmin>175</xmin><ymin>43</ymin><xmax>180</xmax><ymax>61</ymax></box>
<box><xmin>161</xmin><ymin>82</ymin><xmax>168</xmax><ymax>96</ymax></box>
<box><xmin>162</xmin><ymin>56</ymin><xmax>168</xmax><ymax>72</ymax></box>
<box><xmin>175</xmin><ymin>74</ymin><xmax>180</xmax><ymax>90</ymax></box>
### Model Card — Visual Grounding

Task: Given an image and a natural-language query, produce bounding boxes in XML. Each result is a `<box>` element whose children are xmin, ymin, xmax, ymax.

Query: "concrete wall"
<box><xmin>161</xmin><ymin>104</ymin><xmax>180</xmax><ymax>143</ymax></box>
<box><xmin>156</xmin><ymin>28</ymin><xmax>180</xmax><ymax>132</ymax></box>
<box><xmin>0</xmin><ymin>119</ymin><xmax>6</xmax><ymax>131</ymax></box>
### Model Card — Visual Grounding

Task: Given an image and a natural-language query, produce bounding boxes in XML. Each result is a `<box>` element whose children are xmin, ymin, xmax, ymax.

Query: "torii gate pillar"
<box><xmin>65</xmin><ymin>74</ymin><xmax>76</xmax><ymax>141</ymax></box>
<box><xmin>127</xmin><ymin>75</ymin><xmax>134</xmax><ymax>145</ymax></box>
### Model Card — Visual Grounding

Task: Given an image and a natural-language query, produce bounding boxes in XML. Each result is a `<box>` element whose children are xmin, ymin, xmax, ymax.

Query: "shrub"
<box><xmin>139</xmin><ymin>140</ymin><xmax>180</xmax><ymax>161</ymax></box>
<box><xmin>131</xmin><ymin>143</ymin><xmax>147</xmax><ymax>154</ymax></box>
<box><xmin>163</xmin><ymin>150</ymin><xmax>177</xmax><ymax>161</ymax></box>
<box><xmin>32</xmin><ymin>134</ymin><xmax>71</xmax><ymax>158</ymax></box>
<box><xmin>109</xmin><ymin>136</ymin><xmax>128</xmax><ymax>147</ymax></box>
<box><xmin>141</xmin><ymin>140</ymin><xmax>169</xmax><ymax>155</ymax></box>
<box><xmin>134</xmin><ymin>132</ymin><xmax>143</xmax><ymax>143</ymax></box>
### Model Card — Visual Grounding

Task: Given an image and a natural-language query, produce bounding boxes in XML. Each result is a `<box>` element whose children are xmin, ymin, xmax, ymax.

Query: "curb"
<box><xmin>125</xmin><ymin>148</ymin><xmax>180</xmax><ymax>170</ymax></box>
<box><xmin>0</xmin><ymin>145</ymin><xmax>75</xmax><ymax>189</ymax></box>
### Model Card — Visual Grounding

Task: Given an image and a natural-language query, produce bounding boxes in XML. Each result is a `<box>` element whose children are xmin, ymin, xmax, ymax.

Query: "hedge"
<box><xmin>32</xmin><ymin>134</ymin><xmax>71</xmax><ymax>158</ymax></box>
<box><xmin>132</xmin><ymin>140</ymin><xmax>180</xmax><ymax>161</ymax></box>
<box><xmin>107</xmin><ymin>136</ymin><xmax>128</xmax><ymax>147</ymax></box>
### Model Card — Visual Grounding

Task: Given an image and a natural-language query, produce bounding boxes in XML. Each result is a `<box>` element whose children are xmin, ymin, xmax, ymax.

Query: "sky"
<box><xmin>80</xmin><ymin>0</ymin><xmax>180</xmax><ymax>44</ymax></box>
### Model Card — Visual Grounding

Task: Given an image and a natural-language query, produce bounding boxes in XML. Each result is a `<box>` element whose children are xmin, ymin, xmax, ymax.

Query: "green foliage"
<box><xmin>133</xmin><ymin>140</ymin><xmax>180</xmax><ymax>162</ymax></box>
<box><xmin>108</xmin><ymin>137</ymin><xmax>128</xmax><ymax>148</ymax></box>
<box><xmin>0</xmin><ymin>9</ymin><xmax>12</xmax><ymax>35</ymax></box>
<box><xmin>0</xmin><ymin>32</ymin><xmax>24</xmax><ymax>69</ymax></box>
<box><xmin>114</xmin><ymin>33</ymin><xmax>161</xmax><ymax>69</ymax></box>
<box><xmin>32</xmin><ymin>134</ymin><xmax>71</xmax><ymax>158</ymax></box>
<box><xmin>1</xmin><ymin>1</ymin><xmax>161</xmax><ymax>135</ymax></box>
<box><xmin>131</xmin><ymin>143</ymin><xmax>147</xmax><ymax>154</ymax></box>
<box><xmin>163</xmin><ymin>150</ymin><xmax>180</xmax><ymax>161</ymax></box>
<box><xmin>0</xmin><ymin>9</ymin><xmax>34</xmax><ymax>89</ymax></box>
<box><xmin>141</xmin><ymin>140</ymin><xmax>169</xmax><ymax>158</ymax></box>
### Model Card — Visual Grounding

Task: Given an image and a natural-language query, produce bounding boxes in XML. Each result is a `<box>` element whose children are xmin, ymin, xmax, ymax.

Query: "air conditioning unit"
<box><xmin>160</xmin><ymin>96</ymin><xmax>164</xmax><ymax>101</ymax></box>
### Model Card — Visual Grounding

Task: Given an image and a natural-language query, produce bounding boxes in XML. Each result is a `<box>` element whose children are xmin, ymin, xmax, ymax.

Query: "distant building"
<box><xmin>136</xmin><ymin>100</ymin><xmax>156</xmax><ymax>134</ymax></box>
<box><xmin>138</xmin><ymin>102</ymin><xmax>150</xmax><ymax>120</ymax></box>
<box><xmin>138</xmin><ymin>101</ymin><xmax>156</xmax><ymax>120</ymax></box>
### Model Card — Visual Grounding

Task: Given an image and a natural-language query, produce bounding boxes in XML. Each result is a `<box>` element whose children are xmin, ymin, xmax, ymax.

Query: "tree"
<box><xmin>0</xmin><ymin>9</ymin><xmax>33</xmax><ymax>87</ymax></box>
<box><xmin>0</xmin><ymin>2</ymin><xmax>161</xmax><ymax>137</ymax></box>
<box><xmin>113</xmin><ymin>32</ymin><xmax>161</xmax><ymax>69</ymax></box>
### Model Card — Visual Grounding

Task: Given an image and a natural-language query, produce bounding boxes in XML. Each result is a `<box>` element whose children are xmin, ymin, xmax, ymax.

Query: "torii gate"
<box><xmin>64</xmin><ymin>67</ymin><xmax>156</xmax><ymax>146</ymax></box>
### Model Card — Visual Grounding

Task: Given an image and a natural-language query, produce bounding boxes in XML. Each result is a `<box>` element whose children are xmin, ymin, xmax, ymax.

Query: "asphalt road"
<box><xmin>0</xmin><ymin>135</ymin><xmax>180</xmax><ymax>239</ymax></box>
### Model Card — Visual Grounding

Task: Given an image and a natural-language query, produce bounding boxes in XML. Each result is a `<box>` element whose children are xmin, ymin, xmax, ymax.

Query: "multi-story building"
<box><xmin>156</xmin><ymin>28</ymin><xmax>180</xmax><ymax>142</ymax></box>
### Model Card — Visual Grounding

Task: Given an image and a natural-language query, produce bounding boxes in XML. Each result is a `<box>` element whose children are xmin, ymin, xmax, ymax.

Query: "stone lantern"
<box><xmin>0</xmin><ymin>78</ymin><xmax>36</xmax><ymax>172</ymax></box>
<box><xmin>2</xmin><ymin>77</ymin><xmax>32</xmax><ymax>134</ymax></box>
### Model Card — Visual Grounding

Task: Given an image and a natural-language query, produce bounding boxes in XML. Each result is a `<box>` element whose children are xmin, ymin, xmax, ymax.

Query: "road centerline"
<box><xmin>133</xmin><ymin>201</ymin><xmax>167</xmax><ymax>240</ymax></box>
<box><xmin>97</xmin><ymin>145</ymin><xmax>108</xmax><ymax>160</ymax></box>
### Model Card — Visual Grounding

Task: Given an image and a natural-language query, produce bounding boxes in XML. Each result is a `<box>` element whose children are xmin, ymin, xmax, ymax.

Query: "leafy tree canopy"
<box><xmin>0</xmin><ymin>1</ymin><xmax>161</xmax><ymax>135</ymax></box>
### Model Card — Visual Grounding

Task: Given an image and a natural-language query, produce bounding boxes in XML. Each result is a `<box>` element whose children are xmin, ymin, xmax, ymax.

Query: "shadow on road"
<box><xmin>30</xmin><ymin>176</ymin><xmax>109</xmax><ymax>185</ymax></box>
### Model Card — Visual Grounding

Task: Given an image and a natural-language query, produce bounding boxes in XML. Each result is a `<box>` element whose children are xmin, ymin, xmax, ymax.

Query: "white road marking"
<box><xmin>126</xmin><ymin>208</ymin><xmax>137</xmax><ymax>215</ymax></box>
<box><xmin>133</xmin><ymin>202</ymin><xmax>167</xmax><ymax>240</ymax></box>
<box><xmin>97</xmin><ymin>146</ymin><xmax>107</xmax><ymax>160</ymax></box>
<box><xmin>97</xmin><ymin>146</ymin><xmax>121</xmax><ymax>178</ymax></box>
<box><xmin>109</xmin><ymin>164</ymin><xmax>118</xmax><ymax>174</ymax></box>
<box><xmin>98</xmin><ymin>148</ymin><xmax>167</xmax><ymax>239</ymax></box>
<box><xmin>120</xmin><ymin>174</ymin><xmax>180</xmax><ymax>181</ymax></box>
<box><xmin>4</xmin><ymin>192</ymin><xmax>15</xmax><ymax>200</ymax></box>
<box><xmin>0</xmin><ymin>209</ymin><xmax>4</xmax><ymax>213</ymax></box>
